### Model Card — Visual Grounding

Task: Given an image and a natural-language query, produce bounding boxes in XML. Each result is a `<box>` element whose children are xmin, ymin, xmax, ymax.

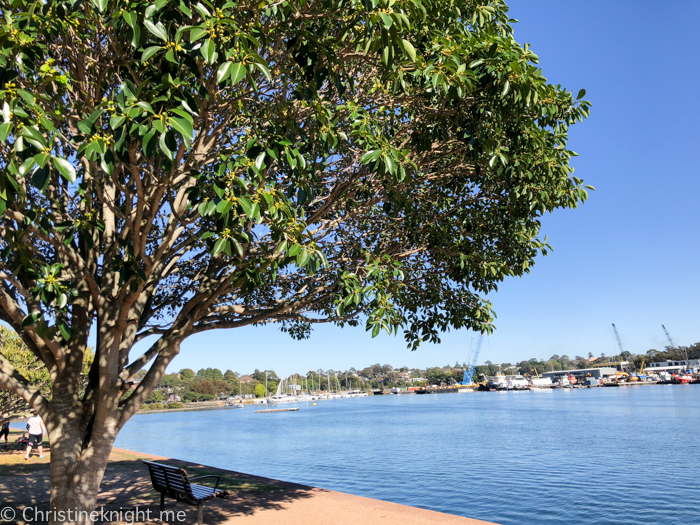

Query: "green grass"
<box><xmin>142</xmin><ymin>463</ymin><xmax>281</xmax><ymax>494</ymax></box>
<box><xmin>177</xmin><ymin>466</ymin><xmax>281</xmax><ymax>493</ymax></box>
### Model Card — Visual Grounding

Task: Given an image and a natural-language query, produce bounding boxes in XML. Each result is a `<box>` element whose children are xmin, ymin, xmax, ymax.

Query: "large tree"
<box><xmin>0</xmin><ymin>0</ymin><xmax>590</xmax><ymax>522</ymax></box>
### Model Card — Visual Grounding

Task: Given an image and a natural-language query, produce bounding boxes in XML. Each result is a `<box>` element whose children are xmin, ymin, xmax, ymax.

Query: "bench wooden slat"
<box><xmin>142</xmin><ymin>460</ymin><xmax>227</xmax><ymax>510</ymax></box>
<box><xmin>190</xmin><ymin>486</ymin><xmax>216</xmax><ymax>498</ymax></box>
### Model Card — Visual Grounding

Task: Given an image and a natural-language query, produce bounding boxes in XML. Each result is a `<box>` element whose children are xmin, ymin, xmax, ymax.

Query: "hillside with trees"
<box><xmin>136</xmin><ymin>341</ymin><xmax>700</xmax><ymax>408</ymax></box>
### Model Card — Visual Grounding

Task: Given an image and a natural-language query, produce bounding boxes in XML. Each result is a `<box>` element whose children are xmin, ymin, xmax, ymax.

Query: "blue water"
<box><xmin>116</xmin><ymin>386</ymin><xmax>700</xmax><ymax>524</ymax></box>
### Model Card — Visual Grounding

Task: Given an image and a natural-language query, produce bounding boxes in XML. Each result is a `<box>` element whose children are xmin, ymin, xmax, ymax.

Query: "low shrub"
<box><xmin>166</xmin><ymin>402</ymin><xmax>185</xmax><ymax>409</ymax></box>
<box><xmin>142</xmin><ymin>403</ymin><xmax>165</xmax><ymax>411</ymax></box>
<box><xmin>182</xmin><ymin>392</ymin><xmax>215</xmax><ymax>403</ymax></box>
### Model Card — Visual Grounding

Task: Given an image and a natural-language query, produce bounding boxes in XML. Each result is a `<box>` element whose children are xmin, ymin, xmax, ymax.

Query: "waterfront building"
<box><xmin>542</xmin><ymin>367</ymin><xmax>618</xmax><ymax>381</ymax></box>
<box><xmin>644</xmin><ymin>359</ymin><xmax>698</xmax><ymax>373</ymax></box>
<box><xmin>590</xmin><ymin>361</ymin><xmax>630</xmax><ymax>372</ymax></box>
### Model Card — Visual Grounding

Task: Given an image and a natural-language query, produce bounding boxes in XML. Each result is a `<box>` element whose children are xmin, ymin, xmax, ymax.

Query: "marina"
<box><xmin>220</xmin><ymin>366</ymin><xmax>699</xmax><ymax>406</ymax></box>
<box><xmin>117</xmin><ymin>386</ymin><xmax>700</xmax><ymax>525</ymax></box>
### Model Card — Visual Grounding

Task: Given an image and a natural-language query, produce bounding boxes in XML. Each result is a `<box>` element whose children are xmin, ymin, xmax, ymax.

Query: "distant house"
<box><xmin>169</xmin><ymin>394</ymin><xmax>180</xmax><ymax>402</ymax></box>
<box><xmin>239</xmin><ymin>375</ymin><xmax>254</xmax><ymax>383</ymax></box>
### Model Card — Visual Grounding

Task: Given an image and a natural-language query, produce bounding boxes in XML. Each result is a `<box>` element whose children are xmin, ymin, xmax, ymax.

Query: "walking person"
<box><xmin>0</xmin><ymin>415</ymin><xmax>9</xmax><ymax>446</ymax></box>
<box><xmin>25</xmin><ymin>411</ymin><xmax>47</xmax><ymax>460</ymax></box>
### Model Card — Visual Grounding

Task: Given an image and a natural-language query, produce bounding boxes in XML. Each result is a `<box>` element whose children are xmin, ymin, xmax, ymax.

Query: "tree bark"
<box><xmin>46</xmin><ymin>403</ymin><xmax>120</xmax><ymax>525</ymax></box>
<box><xmin>45</xmin><ymin>376</ymin><xmax>120</xmax><ymax>525</ymax></box>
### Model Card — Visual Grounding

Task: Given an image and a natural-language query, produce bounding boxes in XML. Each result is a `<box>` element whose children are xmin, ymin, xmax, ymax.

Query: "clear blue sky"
<box><xmin>150</xmin><ymin>1</ymin><xmax>700</xmax><ymax>376</ymax></box>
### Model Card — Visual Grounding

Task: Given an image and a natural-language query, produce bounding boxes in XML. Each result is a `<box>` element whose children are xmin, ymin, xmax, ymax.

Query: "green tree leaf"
<box><xmin>402</xmin><ymin>39</ymin><xmax>416</xmax><ymax>62</ymax></box>
<box><xmin>212</xmin><ymin>237</ymin><xmax>226</xmax><ymax>255</ymax></box>
<box><xmin>141</xmin><ymin>46</ymin><xmax>162</xmax><ymax>62</ymax></box>
<box><xmin>92</xmin><ymin>0</ymin><xmax>108</xmax><ymax>13</ymax></box>
<box><xmin>110</xmin><ymin>115</ymin><xmax>126</xmax><ymax>129</ymax></box>
<box><xmin>201</xmin><ymin>38</ymin><xmax>216</xmax><ymax>64</ymax></box>
<box><xmin>217</xmin><ymin>62</ymin><xmax>233</xmax><ymax>83</ymax></box>
<box><xmin>52</xmin><ymin>157</ymin><xmax>76</xmax><ymax>183</ymax></box>
<box><xmin>123</xmin><ymin>11</ymin><xmax>137</xmax><ymax>27</ymax></box>
<box><xmin>170</xmin><ymin>117</ymin><xmax>193</xmax><ymax>138</ymax></box>
<box><xmin>379</xmin><ymin>12</ymin><xmax>392</xmax><ymax>28</ymax></box>
<box><xmin>144</xmin><ymin>20</ymin><xmax>168</xmax><ymax>41</ymax></box>
<box><xmin>229</xmin><ymin>63</ymin><xmax>246</xmax><ymax>85</ymax></box>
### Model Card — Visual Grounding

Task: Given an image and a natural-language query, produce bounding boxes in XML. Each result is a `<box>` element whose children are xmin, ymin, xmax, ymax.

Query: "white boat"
<box><xmin>457</xmin><ymin>387</ymin><xmax>474</xmax><ymax>393</ymax></box>
<box><xmin>225</xmin><ymin>397</ymin><xmax>244</xmax><ymax>408</ymax></box>
<box><xmin>268</xmin><ymin>395</ymin><xmax>298</xmax><ymax>403</ymax></box>
<box><xmin>346</xmin><ymin>389</ymin><xmax>368</xmax><ymax>397</ymax></box>
<box><xmin>530</xmin><ymin>377</ymin><xmax>553</xmax><ymax>388</ymax></box>
<box><xmin>506</xmin><ymin>377</ymin><xmax>530</xmax><ymax>390</ymax></box>
<box><xmin>551</xmin><ymin>376</ymin><xmax>571</xmax><ymax>388</ymax></box>
<box><xmin>487</xmin><ymin>375</ymin><xmax>508</xmax><ymax>390</ymax></box>
<box><xmin>267</xmin><ymin>381</ymin><xmax>299</xmax><ymax>403</ymax></box>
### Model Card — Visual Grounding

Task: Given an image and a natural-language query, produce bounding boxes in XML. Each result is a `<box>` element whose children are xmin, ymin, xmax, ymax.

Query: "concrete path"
<box><xmin>0</xmin><ymin>430</ymin><xmax>496</xmax><ymax>524</ymax></box>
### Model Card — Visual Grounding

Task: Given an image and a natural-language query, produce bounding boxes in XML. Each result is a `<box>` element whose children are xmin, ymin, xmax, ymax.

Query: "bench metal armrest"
<box><xmin>190</xmin><ymin>475</ymin><xmax>221</xmax><ymax>491</ymax></box>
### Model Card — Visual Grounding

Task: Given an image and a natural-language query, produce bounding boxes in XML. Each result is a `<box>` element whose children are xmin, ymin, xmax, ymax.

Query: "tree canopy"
<box><xmin>0</xmin><ymin>325</ymin><xmax>93</xmax><ymax>416</ymax></box>
<box><xmin>0</xmin><ymin>325</ymin><xmax>50</xmax><ymax>416</ymax></box>
<box><xmin>0</xmin><ymin>0</ymin><xmax>590</xmax><ymax>518</ymax></box>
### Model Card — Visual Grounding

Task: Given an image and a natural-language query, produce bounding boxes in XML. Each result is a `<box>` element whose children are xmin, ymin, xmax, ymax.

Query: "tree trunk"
<box><xmin>47</xmin><ymin>412</ymin><xmax>119</xmax><ymax>525</ymax></box>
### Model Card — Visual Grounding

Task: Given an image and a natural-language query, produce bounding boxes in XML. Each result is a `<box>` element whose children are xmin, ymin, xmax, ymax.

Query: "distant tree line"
<box><xmin>7</xmin><ymin>336</ymin><xmax>699</xmax><ymax>415</ymax></box>
<box><xmin>133</xmin><ymin>367</ymin><xmax>281</xmax><ymax>409</ymax></box>
<box><xmin>128</xmin><ymin>342</ymin><xmax>700</xmax><ymax>409</ymax></box>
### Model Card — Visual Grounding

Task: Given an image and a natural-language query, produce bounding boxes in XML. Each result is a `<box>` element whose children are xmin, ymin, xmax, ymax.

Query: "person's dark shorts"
<box><xmin>0</xmin><ymin>427</ymin><xmax>8</xmax><ymax>440</ymax></box>
<box><xmin>27</xmin><ymin>433</ymin><xmax>43</xmax><ymax>446</ymax></box>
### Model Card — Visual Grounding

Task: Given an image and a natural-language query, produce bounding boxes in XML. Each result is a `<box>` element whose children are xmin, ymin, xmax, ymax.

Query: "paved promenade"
<box><xmin>0</xmin><ymin>430</ymin><xmax>496</xmax><ymax>524</ymax></box>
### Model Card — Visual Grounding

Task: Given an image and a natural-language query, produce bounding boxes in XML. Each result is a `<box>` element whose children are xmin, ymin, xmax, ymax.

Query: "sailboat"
<box><xmin>268</xmin><ymin>378</ymin><xmax>297</xmax><ymax>403</ymax></box>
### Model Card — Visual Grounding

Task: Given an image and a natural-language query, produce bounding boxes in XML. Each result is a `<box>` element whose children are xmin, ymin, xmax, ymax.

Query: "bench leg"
<box><xmin>197</xmin><ymin>502</ymin><xmax>203</xmax><ymax>525</ymax></box>
<box><xmin>160</xmin><ymin>493</ymin><xmax>165</xmax><ymax>513</ymax></box>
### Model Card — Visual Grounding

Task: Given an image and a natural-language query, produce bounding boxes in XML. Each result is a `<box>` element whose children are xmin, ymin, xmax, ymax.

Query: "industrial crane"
<box><xmin>662</xmin><ymin>325</ymin><xmax>688</xmax><ymax>363</ymax></box>
<box><xmin>662</xmin><ymin>325</ymin><xmax>676</xmax><ymax>349</ymax></box>
<box><xmin>612</xmin><ymin>323</ymin><xmax>625</xmax><ymax>355</ymax></box>
<box><xmin>462</xmin><ymin>333</ymin><xmax>485</xmax><ymax>385</ymax></box>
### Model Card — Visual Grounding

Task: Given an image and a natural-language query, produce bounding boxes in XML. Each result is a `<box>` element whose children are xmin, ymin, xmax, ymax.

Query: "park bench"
<box><xmin>142</xmin><ymin>460</ymin><xmax>228</xmax><ymax>524</ymax></box>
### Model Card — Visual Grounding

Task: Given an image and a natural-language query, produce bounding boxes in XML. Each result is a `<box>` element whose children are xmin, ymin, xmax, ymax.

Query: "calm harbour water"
<box><xmin>116</xmin><ymin>385</ymin><xmax>699</xmax><ymax>525</ymax></box>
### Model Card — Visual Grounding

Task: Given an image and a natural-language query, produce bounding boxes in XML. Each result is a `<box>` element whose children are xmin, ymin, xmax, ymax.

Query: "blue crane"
<box><xmin>462</xmin><ymin>333</ymin><xmax>485</xmax><ymax>385</ymax></box>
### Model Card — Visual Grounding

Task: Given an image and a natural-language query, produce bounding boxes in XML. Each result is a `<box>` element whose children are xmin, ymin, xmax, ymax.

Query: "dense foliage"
<box><xmin>0</xmin><ymin>325</ymin><xmax>51</xmax><ymax>416</ymax></box>
<box><xmin>0</xmin><ymin>326</ymin><xmax>93</xmax><ymax>416</ymax></box>
<box><xmin>0</xmin><ymin>0</ymin><xmax>591</xmax><ymax>518</ymax></box>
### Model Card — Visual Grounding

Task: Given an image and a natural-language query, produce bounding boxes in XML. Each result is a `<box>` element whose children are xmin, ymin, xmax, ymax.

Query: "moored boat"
<box><xmin>530</xmin><ymin>377</ymin><xmax>553</xmax><ymax>389</ymax></box>
<box><xmin>506</xmin><ymin>376</ymin><xmax>530</xmax><ymax>390</ymax></box>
